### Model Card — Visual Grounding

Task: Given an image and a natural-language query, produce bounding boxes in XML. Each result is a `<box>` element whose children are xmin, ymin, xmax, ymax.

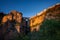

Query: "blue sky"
<box><xmin>0</xmin><ymin>0</ymin><xmax>60</xmax><ymax>17</ymax></box>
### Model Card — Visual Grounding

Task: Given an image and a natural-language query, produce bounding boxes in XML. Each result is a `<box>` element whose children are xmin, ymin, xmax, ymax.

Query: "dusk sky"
<box><xmin>0</xmin><ymin>0</ymin><xmax>60</xmax><ymax>17</ymax></box>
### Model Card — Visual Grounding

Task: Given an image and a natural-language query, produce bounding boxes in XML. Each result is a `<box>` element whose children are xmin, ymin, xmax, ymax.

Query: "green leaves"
<box><xmin>9</xmin><ymin>19</ymin><xmax>60</xmax><ymax>40</ymax></box>
<box><xmin>39</xmin><ymin>19</ymin><xmax>60</xmax><ymax>40</ymax></box>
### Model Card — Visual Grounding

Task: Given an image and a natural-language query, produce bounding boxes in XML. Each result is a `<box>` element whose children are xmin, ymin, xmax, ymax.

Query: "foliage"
<box><xmin>13</xmin><ymin>19</ymin><xmax>60</xmax><ymax>40</ymax></box>
<box><xmin>39</xmin><ymin>19</ymin><xmax>60</xmax><ymax>40</ymax></box>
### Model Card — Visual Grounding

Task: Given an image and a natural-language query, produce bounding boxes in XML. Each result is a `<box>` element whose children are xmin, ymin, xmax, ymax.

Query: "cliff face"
<box><xmin>29</xmin><ymin>9</ymin><xmax>46</xmax><ymax>31</ymax></box>
<box><xmin>2</xmin><ymin>10</ymin><xmax>22</xmax><ymax>23</ymax></box>
<box><xmin>0</xmin><ymin>12</ymin><xmax>6</xmax><ymax>23</ymax></box>
<box><xmin>45</xmin><ymin>3</ymin><xmax>60</xmax><ymax>21</ymax></box>
<box><xmin>29</xmin><ymin>3</ymin><xmax>60</xmax><ymax>32</ymax></box>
